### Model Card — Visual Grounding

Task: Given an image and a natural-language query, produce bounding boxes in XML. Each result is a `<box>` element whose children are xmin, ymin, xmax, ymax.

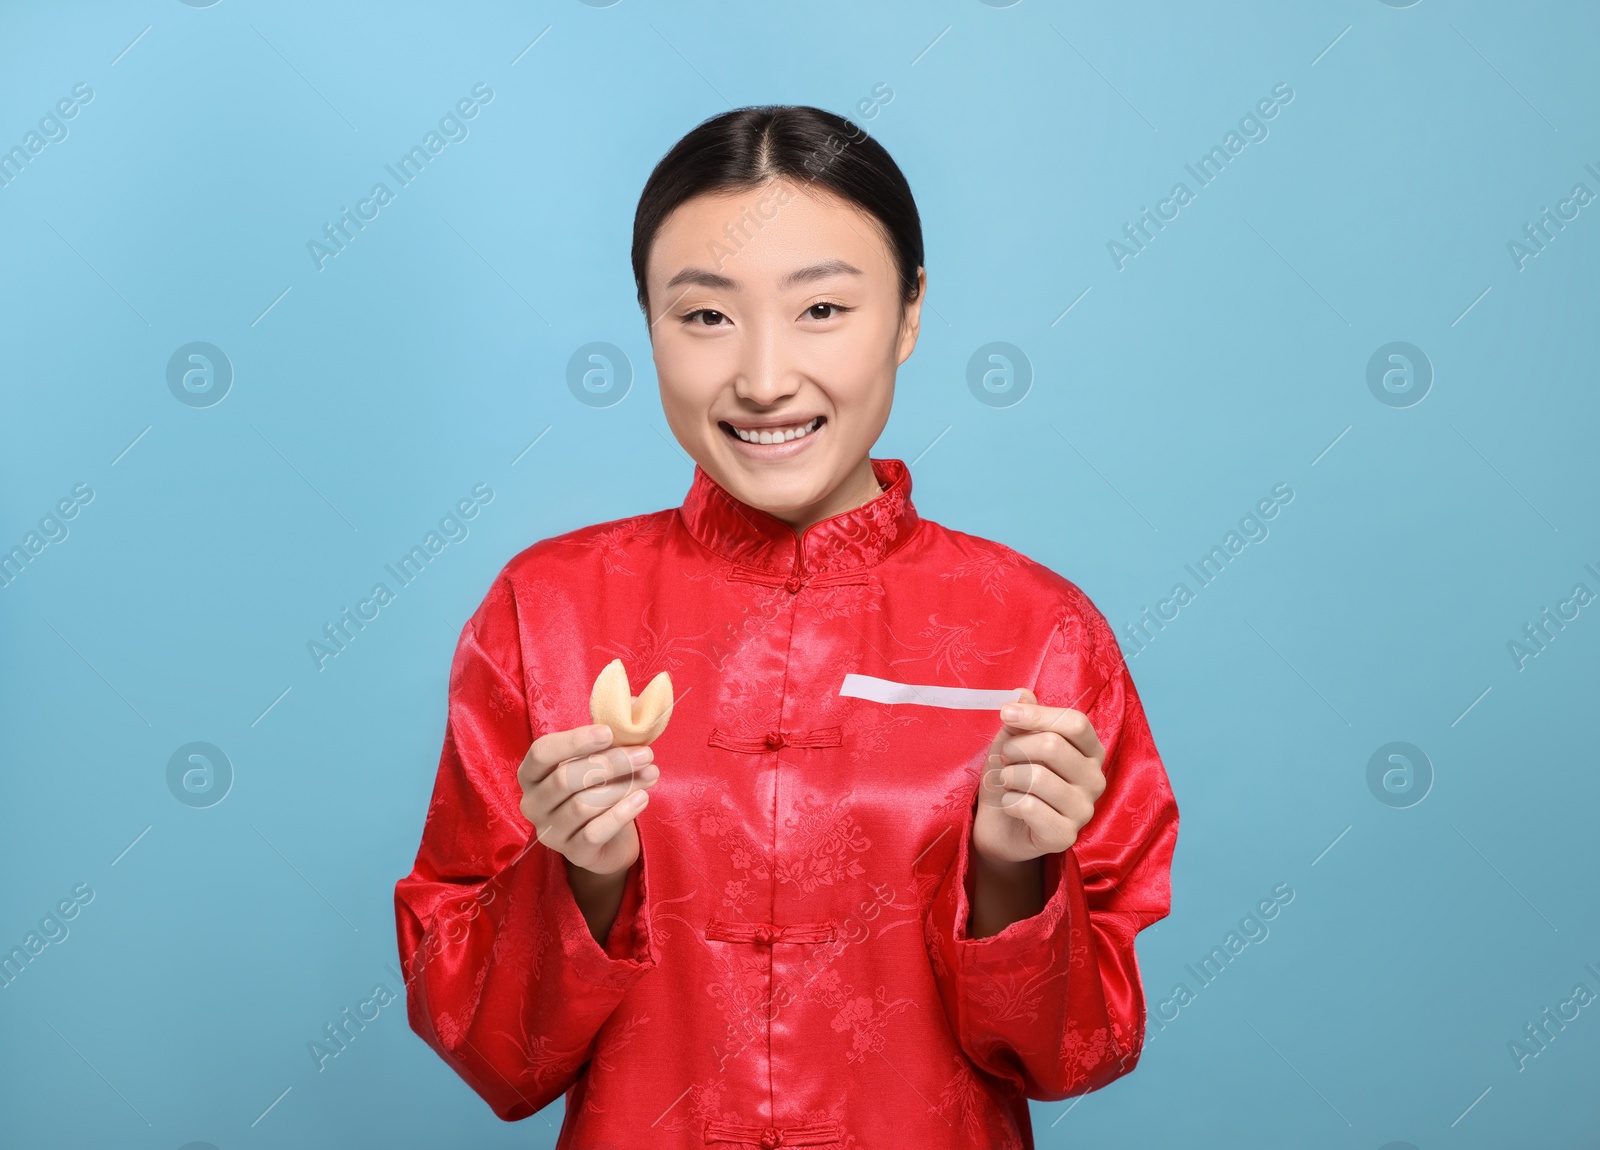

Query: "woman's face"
<box><xmin>645</xmin><ymin>178</ymin><xmax>924</xmax><ymax>530</ymax></box>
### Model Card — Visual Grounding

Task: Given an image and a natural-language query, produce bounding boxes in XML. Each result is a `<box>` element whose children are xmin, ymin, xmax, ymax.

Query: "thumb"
<box><xmin>999</xmin><ymin>686</ymin><xmax>1036</xmax><ymax>732</ymax></box>
<box><xmin>987</xmin><ymin>686</ymin><xmax>1037</xmax><ymax>759</ymax></box>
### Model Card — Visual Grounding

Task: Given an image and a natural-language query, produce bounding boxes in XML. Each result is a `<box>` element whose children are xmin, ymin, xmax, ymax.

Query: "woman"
<box><xmin>394</xmin><ymin>105</ymin><xmax>1178</xmax><ymax>1150</ymax></box>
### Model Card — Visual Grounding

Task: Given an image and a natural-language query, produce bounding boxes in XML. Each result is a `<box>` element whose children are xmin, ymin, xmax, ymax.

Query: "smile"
<box><xmin>719</xmin><ymin>415</ymin><xmax>825</xmax><ymax>445</ymax></box>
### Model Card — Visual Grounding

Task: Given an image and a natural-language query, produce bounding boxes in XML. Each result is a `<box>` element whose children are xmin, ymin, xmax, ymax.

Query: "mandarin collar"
<box><xmin>678</xmin><ymin>457</ymin><xmax>921</xmax><ymax>578</ymax></box>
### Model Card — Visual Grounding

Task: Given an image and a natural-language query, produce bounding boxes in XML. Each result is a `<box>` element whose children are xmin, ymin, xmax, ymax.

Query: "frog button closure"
<box><xmin>704</xmin><ymin>919</ymin><xmax>838</xmax><ymax>945</ymax></box>
<box><xmin>701</xmin><ymin>1118</ymin><xmax>844</xmax><ymax>1145</ymax></box>
<box><xmin>706</xmin><ymin>727</ymin><xmax>841</xmax><ymax>753</ymax></box>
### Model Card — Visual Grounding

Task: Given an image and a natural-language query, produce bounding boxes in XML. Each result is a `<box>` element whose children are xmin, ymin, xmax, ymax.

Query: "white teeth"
<box><xmin>732</xmin><ymin>416</ymin><xmax>820</xmax><ymax>444</ymax></box>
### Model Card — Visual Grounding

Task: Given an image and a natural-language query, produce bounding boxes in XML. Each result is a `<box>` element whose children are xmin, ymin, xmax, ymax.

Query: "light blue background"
<box><xmin>2</xmin><ymin>1</ymin><xmax>1596</xmax><ymax>1147</ymax></box>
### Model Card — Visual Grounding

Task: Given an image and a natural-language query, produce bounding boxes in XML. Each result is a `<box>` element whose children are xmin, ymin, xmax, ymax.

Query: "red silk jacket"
<box><xmin>394</xmin><ymin>456</ymin><xmax>1179</xmax><ymax>1149</ymax></box>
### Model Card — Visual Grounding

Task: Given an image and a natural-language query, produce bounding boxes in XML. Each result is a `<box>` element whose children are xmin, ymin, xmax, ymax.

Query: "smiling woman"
<box><xmin>395</xmin><ymin>105</ymin><xmax>1179</xmax><ymax>1150</ymax></box>
<box><xmin>636</xmin><ymin>110</ymin><xmax>927</xmax><ymax>534</ymax></box>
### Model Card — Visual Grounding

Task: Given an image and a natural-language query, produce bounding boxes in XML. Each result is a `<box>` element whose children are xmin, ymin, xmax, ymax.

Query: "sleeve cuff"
<box><xmin>602</xmin><ymin>849</ymin><xmax>647</xmax><ymax>961</ymax></box>
<box><xmin>542</xmin><ymin>823</ymin><xmax>658</xmax><ymax>988</ymax></box>
<box><xmin>941</xmin><ymin>800</ymin><xmax>1072</xmax><ymax>970</ymax></box>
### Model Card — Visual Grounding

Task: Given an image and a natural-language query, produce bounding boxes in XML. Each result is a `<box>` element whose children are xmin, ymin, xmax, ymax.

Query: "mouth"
<box><xmin>718</xmin><ymin>414</ymin><xmax>825</xmax><ymax>447</ymax></box>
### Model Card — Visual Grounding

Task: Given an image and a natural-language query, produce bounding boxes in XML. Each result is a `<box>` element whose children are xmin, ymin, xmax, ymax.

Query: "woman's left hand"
<box><xmin>973</xmin><ymin>689</ymin><xmax>1107</xmax><ymax>865</ymax></box>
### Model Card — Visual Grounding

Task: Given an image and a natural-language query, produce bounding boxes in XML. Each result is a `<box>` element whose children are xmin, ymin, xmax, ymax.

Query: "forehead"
<box><xmin>647</xmin><ymin>180</ymin><xmax>896</xmax><ymax>287</ymax></box>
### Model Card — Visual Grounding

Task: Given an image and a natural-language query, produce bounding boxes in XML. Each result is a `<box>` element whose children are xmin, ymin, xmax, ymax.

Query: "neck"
<box><xmin>768</xmin><ymin>456</ymin><xmax>883</xmax><ymax>535</ymax></box>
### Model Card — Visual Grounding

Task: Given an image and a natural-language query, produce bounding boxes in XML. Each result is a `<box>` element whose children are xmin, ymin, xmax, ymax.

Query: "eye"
<box><xmin>681</xmin><ymin>308</ymin><xmax>729</xmax><ymax>327</ymax></box>
<box><xmin>805</xmin><ymin>301</ymin><xmax>851</xmax><ymax>321</ymax></box>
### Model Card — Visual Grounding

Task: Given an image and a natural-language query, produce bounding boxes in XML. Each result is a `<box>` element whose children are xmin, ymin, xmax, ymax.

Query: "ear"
<box><xmin>895</xmin><ymin>267</ymin><xmax>927</xmax><ymax>367</ymax></box>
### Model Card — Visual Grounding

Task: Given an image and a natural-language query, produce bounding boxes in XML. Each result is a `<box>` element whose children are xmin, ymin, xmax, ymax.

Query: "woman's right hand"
<box><xmin>517</xmin><ymin>724</ymin><xmax>659</xmax><ymax>877</ymax></box>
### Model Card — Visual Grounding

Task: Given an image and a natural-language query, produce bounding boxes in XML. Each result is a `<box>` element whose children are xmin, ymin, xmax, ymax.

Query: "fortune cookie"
<box><xmin>588</xmin><ymin>658</ymin><xmax>674</xmax><ymax>746</ymax></box>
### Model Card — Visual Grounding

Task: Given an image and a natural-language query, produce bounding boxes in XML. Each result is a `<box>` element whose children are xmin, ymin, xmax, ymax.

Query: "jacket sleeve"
<box><xmin>393</xmin><ymin>573</ymin><xmax>659</xmax><ymax>1121</ymax></box>
<box><xmin>923</xmin><ymin>592</ymin><xmax>1178</xmax><ymax>1101</ymax></box>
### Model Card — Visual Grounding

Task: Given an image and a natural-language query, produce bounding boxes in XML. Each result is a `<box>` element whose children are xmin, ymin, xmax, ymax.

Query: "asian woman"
<box><xmin>395</xmin><ymin>104</ymin><xmax>1178</xmax><ymax>1150</ymax></box>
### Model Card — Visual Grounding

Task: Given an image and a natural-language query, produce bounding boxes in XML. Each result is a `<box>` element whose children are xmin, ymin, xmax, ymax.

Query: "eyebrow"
<box><xmin>662</xmin><ymin>258</ymin><xmax>864</xmax><ymax>293</ymax></box>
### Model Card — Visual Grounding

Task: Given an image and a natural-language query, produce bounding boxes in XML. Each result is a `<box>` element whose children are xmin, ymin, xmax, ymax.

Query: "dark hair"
<box><xmin>630</xmin><ymin>104</ymin><xmax>924</xmax><ymax>318</ymax></box>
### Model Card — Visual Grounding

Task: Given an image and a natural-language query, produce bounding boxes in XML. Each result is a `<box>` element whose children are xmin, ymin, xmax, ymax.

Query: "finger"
<box><xmin>555</xmin><ymin>745</ymin><xmax>652</xmax><ymax>801</ymax></box>
<box><xmin>989</xmin><ymin>689</ymin><xmax>1052</xmax><ymax>762</ymax></box>
<box><xmin>991</xmin><ymin>687</ymin><xmax>1036</xmax><ymax>738</ymax></box>
<box><xmin>984</xmin><ymin>756</ymin><xmax>1097</xmax><ymax>825</ymax></box>
<box><xmin>982</xmin><ymin>754</ymin><xmax>1077</xmax><ymax>813</ymax></box>
<box><xmin>554</xmin><ymin>757</ymin><xmax>657</xmax><ymax>819</ymax></box>
<box><xmin>982</xmin><ymin>752</ymin><xmax>1085</xmax><ymax>815</ymax></box>
<box><xmin>982</xmin><ymin>686</ymin><xmax>1032</xmax><ymax>765</ymax></box>
<box><xmin>527</xmin><ymin>759</ymin><xmax>656</xmax><ymax>842</ymax></box>
<box><xmin>528</xmin><ymin>746</ymin><xmax>653</xmax><ymax>823</ymax></box>
<box><xmin>565</xmin><ymin>787</ymin><xmax>651</xmax><ymax>856</ymax></box>
<box><xmin>993</xmin><ymin>730</ymin><xmax>1099</xmax><ymax>788</ymax></box>
<box><xmin>990</xmin><ymin>791</ymin><xmax>1079</xmax><ymax>852</ymax></box>
<box><xmin>999</xmin><ymin>699</ymin><xmax>1103</xmax><ymax>761</ymax></box>
<box><xmin>521</xmin><ymin>724</ymin><xmax>615</xmax><ymax>788</ymax></box>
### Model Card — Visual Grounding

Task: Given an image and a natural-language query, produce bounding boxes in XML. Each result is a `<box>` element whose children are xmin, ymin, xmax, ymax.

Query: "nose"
<box><xmin>731</xmin><ymin>316</ymin><xmax>801</xmax><ymax>407</ymax></box>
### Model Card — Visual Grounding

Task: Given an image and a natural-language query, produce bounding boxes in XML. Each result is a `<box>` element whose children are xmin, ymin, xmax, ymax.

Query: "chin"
<box><xmin>716</xmin><ymin>453</ymin><xmax>834</xmax><ymax>515</ymax></box>
<box><xmin>730</xmin><ymin>471</ymin><xmax>827</xmax><ymax>516</ymax></box>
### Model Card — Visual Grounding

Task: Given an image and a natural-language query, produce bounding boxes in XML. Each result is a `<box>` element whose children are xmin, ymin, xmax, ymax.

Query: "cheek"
<box><xmin>803</xmin><ymin>334</ymin><xmax>896</xmax><ymax>416</ymax></box>
<box><xmin>654</xmin><ymin>343</ymin><xmax>723</xmax><ymax>418</ymax></box>
<box><xmin>835</xmin><ymin>308</ymin><xmax>901</xmax><ymax>368</ymax></box>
